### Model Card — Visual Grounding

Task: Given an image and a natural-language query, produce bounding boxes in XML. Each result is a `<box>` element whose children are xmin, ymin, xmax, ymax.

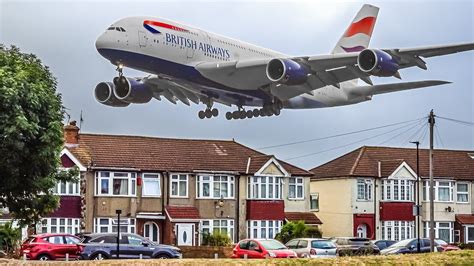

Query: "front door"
<box><xmin>144</xmin><ymin>222</ymin><xmax>159</xmax><ymax>243</ymax></box>
<box><xmin>357</xmin><ymin>224</ymin><xmax>367</xmax><ymax>238</ymax></box>
<box><xmin>176</xmin><ymin>223</ymin><xmax>194</xmax><ymax>246</ymax></box>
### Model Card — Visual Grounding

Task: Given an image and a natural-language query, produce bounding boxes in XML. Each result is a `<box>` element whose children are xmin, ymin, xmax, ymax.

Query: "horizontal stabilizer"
<box><xmin>348</xmin><ymin>80</ymin><xmax>451</xmax><ymax>98</ymax></box>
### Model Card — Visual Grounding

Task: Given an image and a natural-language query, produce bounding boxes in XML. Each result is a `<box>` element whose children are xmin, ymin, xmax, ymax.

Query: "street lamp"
<box><xmin>115</xmin><ymin>209</ymin><xmax>122</xmax><ymax>259</ymax></box>
<box><xmin>410</xmin><ymin>141</ymin><xmax>421</xmax><ymax>253</ymax></box>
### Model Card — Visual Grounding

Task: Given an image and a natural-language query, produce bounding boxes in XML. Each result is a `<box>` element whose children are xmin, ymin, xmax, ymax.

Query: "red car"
<box><xmin>232</xmin><ymin>239</ymin><xmax>297</xmax><ymax>259</ymax></box>
<box><xmin>435</xmin><ymin>239</ymin><xmax>461</xmax><ymax>252</ymax></box>
<box><xmin>20</xmin><ymin>233</ymin><xmax>81</xmax><ymax>261</ymax></box>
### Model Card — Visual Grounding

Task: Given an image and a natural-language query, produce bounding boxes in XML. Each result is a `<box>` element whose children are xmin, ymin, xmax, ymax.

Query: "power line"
<box><xmin>378</xmin><ymin>120</ymin><xmax>425</xmax><ymax>146</ymax></box>
<box><xmin>284</xmin><ymin>120</ymin><xmax>422</xmax><ymax>161</ymax></box>
<box><xmin>419</xmin><ymin>123</ymin><xmax>429</xmax><ymax>145</ymax></box>
<box><xmin>403</xmin><ymin>122</ymin><xmax>428</xmax><ymax>146</ymax></box>
<box><xmin>437</xmin><ymin>116</ymin><xmax>474</xmax><ymax>127</ymax></box>
<box><xmin>434</xmin><ymin>125</ymin><xmax>445</xmax><ymax>148</ymax></box>
<box><xmin>257</xmin><ymin>117</ymin><xmax>426</xmax><ymax>150</ymax></box>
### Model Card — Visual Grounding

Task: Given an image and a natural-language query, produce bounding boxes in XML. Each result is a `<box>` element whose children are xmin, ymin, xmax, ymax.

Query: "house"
<box><xmin>50</xmin><ymin>121</ymin><xmax>319</xmax><ymax>246</ymax></box>
<box><xmin>310</xmin><ymin>146</ymin><xmax>474</xmax><ymax>244</ymax></box>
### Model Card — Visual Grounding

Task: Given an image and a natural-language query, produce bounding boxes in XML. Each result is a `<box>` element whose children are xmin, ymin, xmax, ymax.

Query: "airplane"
<box><xmin>94</xmin><ymin>4</ymin><xmax>474</xmax><ymax>120</ymax></box>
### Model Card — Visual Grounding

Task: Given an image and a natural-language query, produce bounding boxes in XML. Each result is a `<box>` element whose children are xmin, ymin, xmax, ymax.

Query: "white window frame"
<box><xmin>95</xmin><ymin>171</ymin><xmax>137</xmax><ymax>197</ymax></box>
<box><xmin>247</xmin><ymin>176</ymin><xmax>282</xmax><ymax>200</ymax></box>
<box><xmin>382</xmin><ymin>179</ymin><xmax>414</xmax><ymax>202</ymax></box>
<box><xmin>52</xmin><ymin>180</ymin><xmax>80</xmax><ymax>196</ymax></box>
<box><xmin>142</xmin><ymin>173</ymin><xmax>161</xmax><ymax>197</ymax></box>
<box><xmin>288</xmin><ymin>177</ymin><xmax>304</xmax><ymax>200</ymax></box>
<box><xmin>422</xmin><ymin>180</ymin><xmax>454</xmax><ymax>202</ymax></box>
<box><xmin>170</xmin><ymin>174</ymin><xmax>188</xmax><ymax>198</ymax></box>
<box><xmin>247</xmin><ymin>220</ymin><xmax>282</xmax><ymax>239</ymax></box>
<box><xmin>465</xmin><ymin>225</ymin><xmax>474</xmax><ymax>243</ymax></box>
<box><xmin>381</xmin><ymin>221</ymin><xmax>414</xmax><ymax>241</ymax></box>
<box><xmin>357</xmin><ymin>178</ymin><xmax>372</xmax><ymax>201</ymax></box>
<box><xmin>94</xmin><ymin>217</ymin><xmax>136</xmax><ymax>234</ymax></box>
<box><xmin>310</xmin><ymin>193</ymin><xmax>319</xmax><ymax>211</ymax></box>
<box><xmin>200</xmin><ymin>219</ymin><xmax>235</xmax><ymax>243</ymax></box>
<box><xmin>40</xmin><ymin>218</ymin><xmax>80</xmax><ymax>235</ymax></box>
<box><xmin>196</xmin><ymin>175</ymin><xmax>235</xmax><ymax>199</ymax></box>
<box><xmin>424</xmin><ymin>221</ymin><xmax>453</xmax><ymax>243</ymax></box>
<box><xmin>456</xmin><ymin>182</ymin><xmax>469</xmax><ymax>203</ymax></box>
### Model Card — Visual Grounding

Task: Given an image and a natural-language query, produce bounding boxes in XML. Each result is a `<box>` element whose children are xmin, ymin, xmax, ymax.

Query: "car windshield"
<box><xmin>311</xmin><ymin>240</ymin><xmax>336</xmax><ymax>249</ymax></box>
<box><xmin>259</xmin><ymin>240</ymin><xmax>287</xmax><ymax>250</ymax></box>
<box><xmin>392</xmin><ymin>239</ymin><xmax>413</xmax><ymax>247</ymax></box>
<box><xmin>435</xmin><ymin>239</ymin><xmax>448</xmax><ymax>245</ymax></box>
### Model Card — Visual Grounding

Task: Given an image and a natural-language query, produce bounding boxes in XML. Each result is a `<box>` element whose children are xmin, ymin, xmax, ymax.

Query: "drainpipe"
<box><xmin>375</xmin><ymin>161</ymin><xmax>381</xmax><ymax>240</ymax></box>
<box><xmin>235</xmin><ymin>175</ymin><xmax>240</xmax><ymax>243</ymax></box>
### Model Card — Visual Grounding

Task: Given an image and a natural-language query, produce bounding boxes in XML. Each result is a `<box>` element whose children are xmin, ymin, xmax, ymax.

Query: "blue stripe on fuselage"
<box><xmin>97</xmin><ymin>48</ymin><xmax>271</xmax><ymax>104</ymax></box>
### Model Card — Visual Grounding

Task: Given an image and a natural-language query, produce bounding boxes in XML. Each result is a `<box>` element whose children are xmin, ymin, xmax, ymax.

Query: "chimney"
<box><xmin>64</xmin><ymin>120</ymin><xmax>80</xmax><ymax>146</ymax></box>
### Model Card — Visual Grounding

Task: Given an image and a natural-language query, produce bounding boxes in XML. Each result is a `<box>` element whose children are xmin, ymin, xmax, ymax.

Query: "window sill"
<box><xmin>170</xmin><ymin>196</ymin><xmax>189</xmax><ymax>199</ymax></box>
<box><xmin>287</xmin><ymin>198</ymin><xmax>305</xmax><ymax>201</ymax></box>
<box><xmin>94</xmin><ymin>195</ymin><xmax>137</xmax><ymax>198</ymax></box>
<box><xmin>141</xmin><ymin>195</ymin><xmax>162</xmax><ymax>198</ymax></box>
<box><xmin>196</xmin><ymin>197</ymin><xmax>235</xmax><ymax>200</ymax></box>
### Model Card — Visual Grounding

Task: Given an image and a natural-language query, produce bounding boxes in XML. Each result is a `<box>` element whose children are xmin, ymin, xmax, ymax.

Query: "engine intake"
<box><xmin>266</xmin><ymin>58</ymin><xmax>310</xmax><ymax>85</ymax></box>
<box><xmin>113</xmin><ymin>76</ymin><xmax>153</xmax><ymax>104</ymax></box>
<box><xmin>94</xmin><ymin>82</ymin><xmax>130</xmax><ymax>107</ymax></box>
<box><xmin>357</xmin><ymin>49</ymin><xmax>400</xmax><ymax>77</ymax></box>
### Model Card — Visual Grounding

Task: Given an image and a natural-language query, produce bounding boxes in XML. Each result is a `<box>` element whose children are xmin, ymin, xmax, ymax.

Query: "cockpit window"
<box><xmin>119</xmin><ymin>27</ymin><xmax>126</xmax><ymax>32</ymax></box>
<box><xmin>107</xmin><ymin>27</ymin><xmax>115</xmax><ymax>30</ymax></box>
<box><xmin>107</xmin><ymin>27</ymin><xmax>126</xmax><ymax>32</ymax></box>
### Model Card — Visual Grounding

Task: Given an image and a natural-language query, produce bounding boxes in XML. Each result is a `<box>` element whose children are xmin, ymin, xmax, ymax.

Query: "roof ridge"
<box><xmin>350</xmin><ymin>146</ymin><xmax>366</xmax><ymax>175</ymax></box>
<box><xmin>79</xmin><ymin>133</ymin><xmax>235</xmax><ymax>143</ymax></box>
<box><xmin>362</xmin><ymin>145</ymin><xmax>474</xmax><ymax>153</ymax></box>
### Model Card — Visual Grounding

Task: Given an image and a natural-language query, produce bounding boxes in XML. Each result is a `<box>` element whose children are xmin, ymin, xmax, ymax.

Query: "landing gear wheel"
<box><xmin>246</xmin><ymin>110</ymin><xmax>253</xmax><ymax>118</ymax></box>
<box><xmin>273</xmin><ymin>108</ymin><xmax>281</xmax><ymax>116</ymax></box>
<box><xmin>225</xmin><ymin>112</ymin><xmax>232</xmax><ymax>120</ymax></box>
<box><xmin>211</xmin><ymin>108</ymin><xmax>219</xmax><ymax>117</ymax></box>
<box><xmin>239</xmin><ymin>111</ymin><xmax>247</xmax><ymax>119</ymax></box>
<box><xmin>252</xmin><ymin>109</ymin><xmax>260</xmax><ymax>117</ymax></box>
<box><xmin>198</xmin><ymin>111</ymin><xmax>205</xmax><ymax>119</ymax></box>
<box><xmin>232</xmin><ymin>111</ymin><xmax>240</xmax><ymax>120</ymax></box>
<box><xmin>205</xmin><ymin>109</ymin><xmax>212</xmax><ymax>118</ymax></box>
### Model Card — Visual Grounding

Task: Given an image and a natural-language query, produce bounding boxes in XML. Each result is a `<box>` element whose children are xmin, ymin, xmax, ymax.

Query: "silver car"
<box><xmin>285</xmin><ymin>238</ymin><xmax>337</xmax><ymax>258</ymax></box>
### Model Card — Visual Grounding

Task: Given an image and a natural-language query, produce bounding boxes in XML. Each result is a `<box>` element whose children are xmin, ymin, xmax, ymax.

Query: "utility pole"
<box><xmin>428</xmin><ymin>110</ymin><xmax>435</xmax><ymax>252</ymax></box>
<box><xmin>410</xmin><ymin>141</ymin><xmax>421</xmax><ymax>253</ymax></box>
<box><xmin>116</xmin><ymin>209</ymin><xmax>122</xmax><ymax>259</ymax></box>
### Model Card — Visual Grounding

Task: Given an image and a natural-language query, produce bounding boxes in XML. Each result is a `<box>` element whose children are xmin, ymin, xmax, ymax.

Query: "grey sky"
<box><xmin>1</xmin><ymin>0</ymin><xmax>473</xmax><ymax>169</ymax></box>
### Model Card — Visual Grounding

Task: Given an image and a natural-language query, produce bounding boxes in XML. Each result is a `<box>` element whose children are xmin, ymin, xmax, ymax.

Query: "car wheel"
<box><xmin>91</xmin><ymin>253</ymin><xmax>107</xmax><ymax>260</ymax></box>
<box><xmin>155</xmin><ymin>254</ymin><xmax>170</xmax><ymax>259</ymax></box>
<box><xmin>37</xmin><ymin>254</ymin><xmax>51</xmax><ymax>261</ymax></box>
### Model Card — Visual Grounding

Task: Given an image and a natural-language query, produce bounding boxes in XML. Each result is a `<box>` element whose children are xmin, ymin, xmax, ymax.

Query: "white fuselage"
<box><xmin>95</xmin><ymin>17</ymin><xmax>366</xmax><ymax>109</ymax></box>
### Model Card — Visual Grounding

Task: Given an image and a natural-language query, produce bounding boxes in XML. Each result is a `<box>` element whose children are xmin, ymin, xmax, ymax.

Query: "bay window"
<box><xmin>382</xmin><ymin>179</ymin><xmax>414</xmax><ymax>201</ymax></box>
<box><xmin>288</xmin><ymin>177</ymin><xmax>304</xmax><ymax>199</ymax></box>
<box><xmin>381</xmin><ymin>221</ymin><xmax>414</xmax><ymax>241</ymax></box>
<box><xmin>247</xmin><ymin>176</ymin><xmax>281</xmax><ymax>200</ymax></box>
<box><xmin>40</xmin><ymin>218</ymin><xmax>80</xmax><ymax>234</ymax></box>
<box><xmin>201</xmin><ymin>219</ymin><xmax>234</xmax><ymax>242</ymax></box>
<box><xmin>423</xmin><ymin>181</ymin><xmax>454</xmax><ymax>202</ymax></box>
<box><xmin>95</xmin><ymin>171</ymin><xmax>136</xmax><ymax>196</ymax></box>
<box><xmin>456</xmin><ymin>183</ymin><xmax>469</xmax><ymax>203</ymax></box>
<box><xmin>424</xmin><ymin>221</ymin><xmax>453</xmax><ymax>243</ymax></box>
<box><xmin>94</xmin><ymin>218</ymin><xmax>135</xmax><ymax>234</ymax></box>
<box><xmin>142</xmin><ymin>173</ymin><xmax>161</xmax><ymax>197</ymax></box>
<box><xmin>357</xmin><ymin>179</ymin><xmax>372</xmax><ymax>201</ymax></box>
<box><xmin>197</xmin><ymin>175</ymin><xmax>234</xmax><ymax>199</ymax></box>
<box><xmin>247</xmin><ymin>220</ymin><xmax>282</xmax><ymax>239</ymax></box>
<box><xmin>170</xmin><ymin>174</ymin><xmax>188</xmax><ymax>197</ymax></box>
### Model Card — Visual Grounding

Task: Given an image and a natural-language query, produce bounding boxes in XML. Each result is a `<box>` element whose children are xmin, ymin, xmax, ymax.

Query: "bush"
<box><xmin>202</xmin><ymin>231</ymin><xmax>231</xmax><ymax>247</ymax></box>
<box><xmin>275</xmin><ymin>221</ymin><xmax>322</xmax><ymax>244</ymax></box>
<box><xmin>0</xmin><ymin>222</ymin><xmax>21</xmax><ymax>256</ymax></box>
<box><xmin>458</xmin><ymin>242</ymin><xmax>474</xmax><ymax>250</ymax></box>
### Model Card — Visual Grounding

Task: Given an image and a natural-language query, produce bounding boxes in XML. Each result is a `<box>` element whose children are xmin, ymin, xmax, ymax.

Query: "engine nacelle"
<box><xmin>113</xmin><ymin>76</ymin><xmax>153</xmax><ymax>104</ymax></box>
<box><xmin>357</xmin><ymin>49</ymin><xmax>400</xmax><ymax>77</ymax></box>
<box><xmin>266</xmin><ymin>58</ymin><xmax>310</xmax><ymax>85</ymax></box>
<box><xmin>94</xmin><ymin>82</ymin><xmax>130</xmax><ymax>107</ymax></box>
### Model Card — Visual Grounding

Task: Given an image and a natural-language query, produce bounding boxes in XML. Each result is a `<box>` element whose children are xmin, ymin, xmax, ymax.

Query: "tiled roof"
<box><xmin>285</xmin><ymin>212</ymin><xmax>322</xmax><ymax>225</ymax></box>
<box><xmin>311</xmin><ymin>146</ymin><xmax>474</xmax><ymax>180</ymax></box>
<box><xmin>66</xmin><ymin>134</ymin><xmax>311</xmax><ymax>176</ymax></box>
<box><xmin>456</xmin><ymin>214</ymin><xmax>474</xmax><ymax>224</ymax></box>
<box><xmin>166</xmin><ymin>206</ymin><xmax>200</xmax><ymax>220</ymax></box>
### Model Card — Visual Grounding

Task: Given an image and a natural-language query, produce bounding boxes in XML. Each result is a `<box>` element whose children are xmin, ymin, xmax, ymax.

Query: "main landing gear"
<box><xmin>225</xmin><ymin>103</ymin><xmax>282</xmax><ymax>120</ymax></box>
<box><xmin>198</xmin><ymin>108</ymin><xmax>219</xmax><ymax>119</ymax></box>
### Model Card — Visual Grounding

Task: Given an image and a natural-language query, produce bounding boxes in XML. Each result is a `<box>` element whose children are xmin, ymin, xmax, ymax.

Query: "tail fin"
<box><xmin>332</xmin><ymin>4</ymin><xmax>379</xmax><ymax>54</ymax></box>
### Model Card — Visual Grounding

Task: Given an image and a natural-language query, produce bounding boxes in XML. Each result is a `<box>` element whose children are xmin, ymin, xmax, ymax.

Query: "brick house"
<box><xmin>53</xmin><ymin>122</ymin><xmax>319</xmax><ymax>245</ymax></box>
<box><xmin>310</xmin><ymin>146</ymin><xmax>474</xmax><ymax>244</ymax></box>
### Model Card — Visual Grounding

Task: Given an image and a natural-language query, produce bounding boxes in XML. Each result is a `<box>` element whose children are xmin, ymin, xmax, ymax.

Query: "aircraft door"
<box><xmin>138</xmin><ymin>31</ymin><xmax>148</xmax><ymax>47</ymax></box>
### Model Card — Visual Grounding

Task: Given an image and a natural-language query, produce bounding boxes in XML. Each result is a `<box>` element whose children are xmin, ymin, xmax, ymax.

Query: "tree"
<box><xmin>275</xmin><ymin>221</ymin><xmax>322</xmax><ymax>244</ymax></box>
<box><xmin>0</xmin><ymin>45</ymin><xmax>77</xmax><ymax>226</ymax></box>
<box><xmin>0</xmin><ymin>222</ymin><xmax>21</xmax><ymax>256</ymax></box>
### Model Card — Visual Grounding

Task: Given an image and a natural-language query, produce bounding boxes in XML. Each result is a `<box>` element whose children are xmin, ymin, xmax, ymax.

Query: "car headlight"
<box><xmin>268</xmin><ymin>252</ymin><xmax>277</xmax><ymax>258</ymax></box>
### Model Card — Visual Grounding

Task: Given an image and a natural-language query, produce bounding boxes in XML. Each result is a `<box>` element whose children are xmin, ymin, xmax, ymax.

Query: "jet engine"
<box><xmin>357</xmin><ymin>49</ymin><xmax>400</xmax><ymax>77</ymax></box>
<box><xmin>266</xmin><ymin>58</ymin><xmax>310</xmax><ymax>85</ymax></box>
<box><xmin>113</xmin><ymin>76</ymin><xmax>153</xmax><ymax>104</ymax></box>
<box><xmin>94</xmin><ymin>82</ymin><xmax>130</xmax><ymax>107</ymax></box>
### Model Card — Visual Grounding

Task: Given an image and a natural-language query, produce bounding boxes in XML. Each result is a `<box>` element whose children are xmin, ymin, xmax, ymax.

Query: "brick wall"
<box><xmin>246</xmin><ymin>200</ymin><xmax>284</xmax><ymax>220</ymax></box>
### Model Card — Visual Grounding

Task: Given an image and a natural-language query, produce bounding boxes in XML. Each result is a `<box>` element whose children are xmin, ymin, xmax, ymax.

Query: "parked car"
<box><xmin>20</xmin><ymin>233</ymin><xmax>81</xmax><ymax>261</ymax></box>
<box><xmin>232</xmin><ymin>239</ymin><xmax>297</xmax><ymax>259</ymax></box>
<box><xmin>285</xmin><ymin>238</ymin><xmax>337</xmax><ymax>258</ymax></box>
<box><xmin>78</xmin><ymin>233</ymin><xmax>181</xmax><ymax>260</ymax></box>
<box><xmin>435</xmin><ymin>239</ymin><xmax>461</xmax><ymax>252</ymax></box>
<box><xmin>372</xmin><ymin>240</ymin><xmax>397</xmax><ymax>250</ymax></box>
<box><xmin>380</xmin><ymin>238</ymin><xmax>459</xmax><ymax>254</ymax></box>
<box><xmin>331</xmin><ymin>237</ymin><xmax>380</xmax><ymax>256</ymax></box>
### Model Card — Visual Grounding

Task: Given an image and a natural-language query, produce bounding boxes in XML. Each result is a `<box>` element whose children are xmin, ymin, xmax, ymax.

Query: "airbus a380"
<box><xmin>94</xmin><ymin>4</ymin><xmax>473</xmax><ymax>120</ymax></box>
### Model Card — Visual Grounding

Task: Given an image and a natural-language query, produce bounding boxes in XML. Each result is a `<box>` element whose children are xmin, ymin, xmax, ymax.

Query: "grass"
<box><xmin>1</xmin><ymin>250</ymin><xmax>473</xmax><ymax>265</ymax></box>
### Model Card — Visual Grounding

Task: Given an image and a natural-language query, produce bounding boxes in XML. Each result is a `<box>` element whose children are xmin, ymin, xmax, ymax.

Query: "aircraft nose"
<box><xmin>95</xmin><ymin>33</ymin><xmax>107</xmax><ymax>51</ymax></box>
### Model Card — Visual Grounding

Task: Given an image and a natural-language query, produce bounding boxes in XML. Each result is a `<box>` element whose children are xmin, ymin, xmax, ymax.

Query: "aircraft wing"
<box><xmin>347</xmin><ymin>80</ymin><xmax>451</xmax><ymax>98</ymax></box>
<box><xmin>195</xmin><ymin>42</ymin><xmax>473</xmax><ymax>101</ymax></box>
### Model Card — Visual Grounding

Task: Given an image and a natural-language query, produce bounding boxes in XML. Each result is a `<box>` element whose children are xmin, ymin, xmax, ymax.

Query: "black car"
<box><xmin>331</xmin><ymin>237</ymin><xmax>380</xmax><ymax>256</ymax></box>
<box><xmin>372</xmin><ymin>239</ymin><xmax>397</xmax><ymax>250</ymax></box>
<box><xmin>381</xmin><ymin>238</ymin><xmax>433</xmax><ymax>255</ymax></box>
<box><xmin>78</xmin><ymin>233</ymin><xmax>181</xmax><ymax>260</ymax></box>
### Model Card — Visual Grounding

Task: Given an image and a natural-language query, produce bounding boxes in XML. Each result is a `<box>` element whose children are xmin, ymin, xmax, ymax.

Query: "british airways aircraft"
<box><xmin>94</xmin><ymin>4</ymin><xmax>473</xmax><ymax>120</ymax></box>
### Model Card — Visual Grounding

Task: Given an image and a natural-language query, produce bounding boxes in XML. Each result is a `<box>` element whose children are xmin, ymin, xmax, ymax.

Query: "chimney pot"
<box><xmin>64</xmin><ymin>120</ymin><xmax>80</xmax><ymax>145</ymax></box>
